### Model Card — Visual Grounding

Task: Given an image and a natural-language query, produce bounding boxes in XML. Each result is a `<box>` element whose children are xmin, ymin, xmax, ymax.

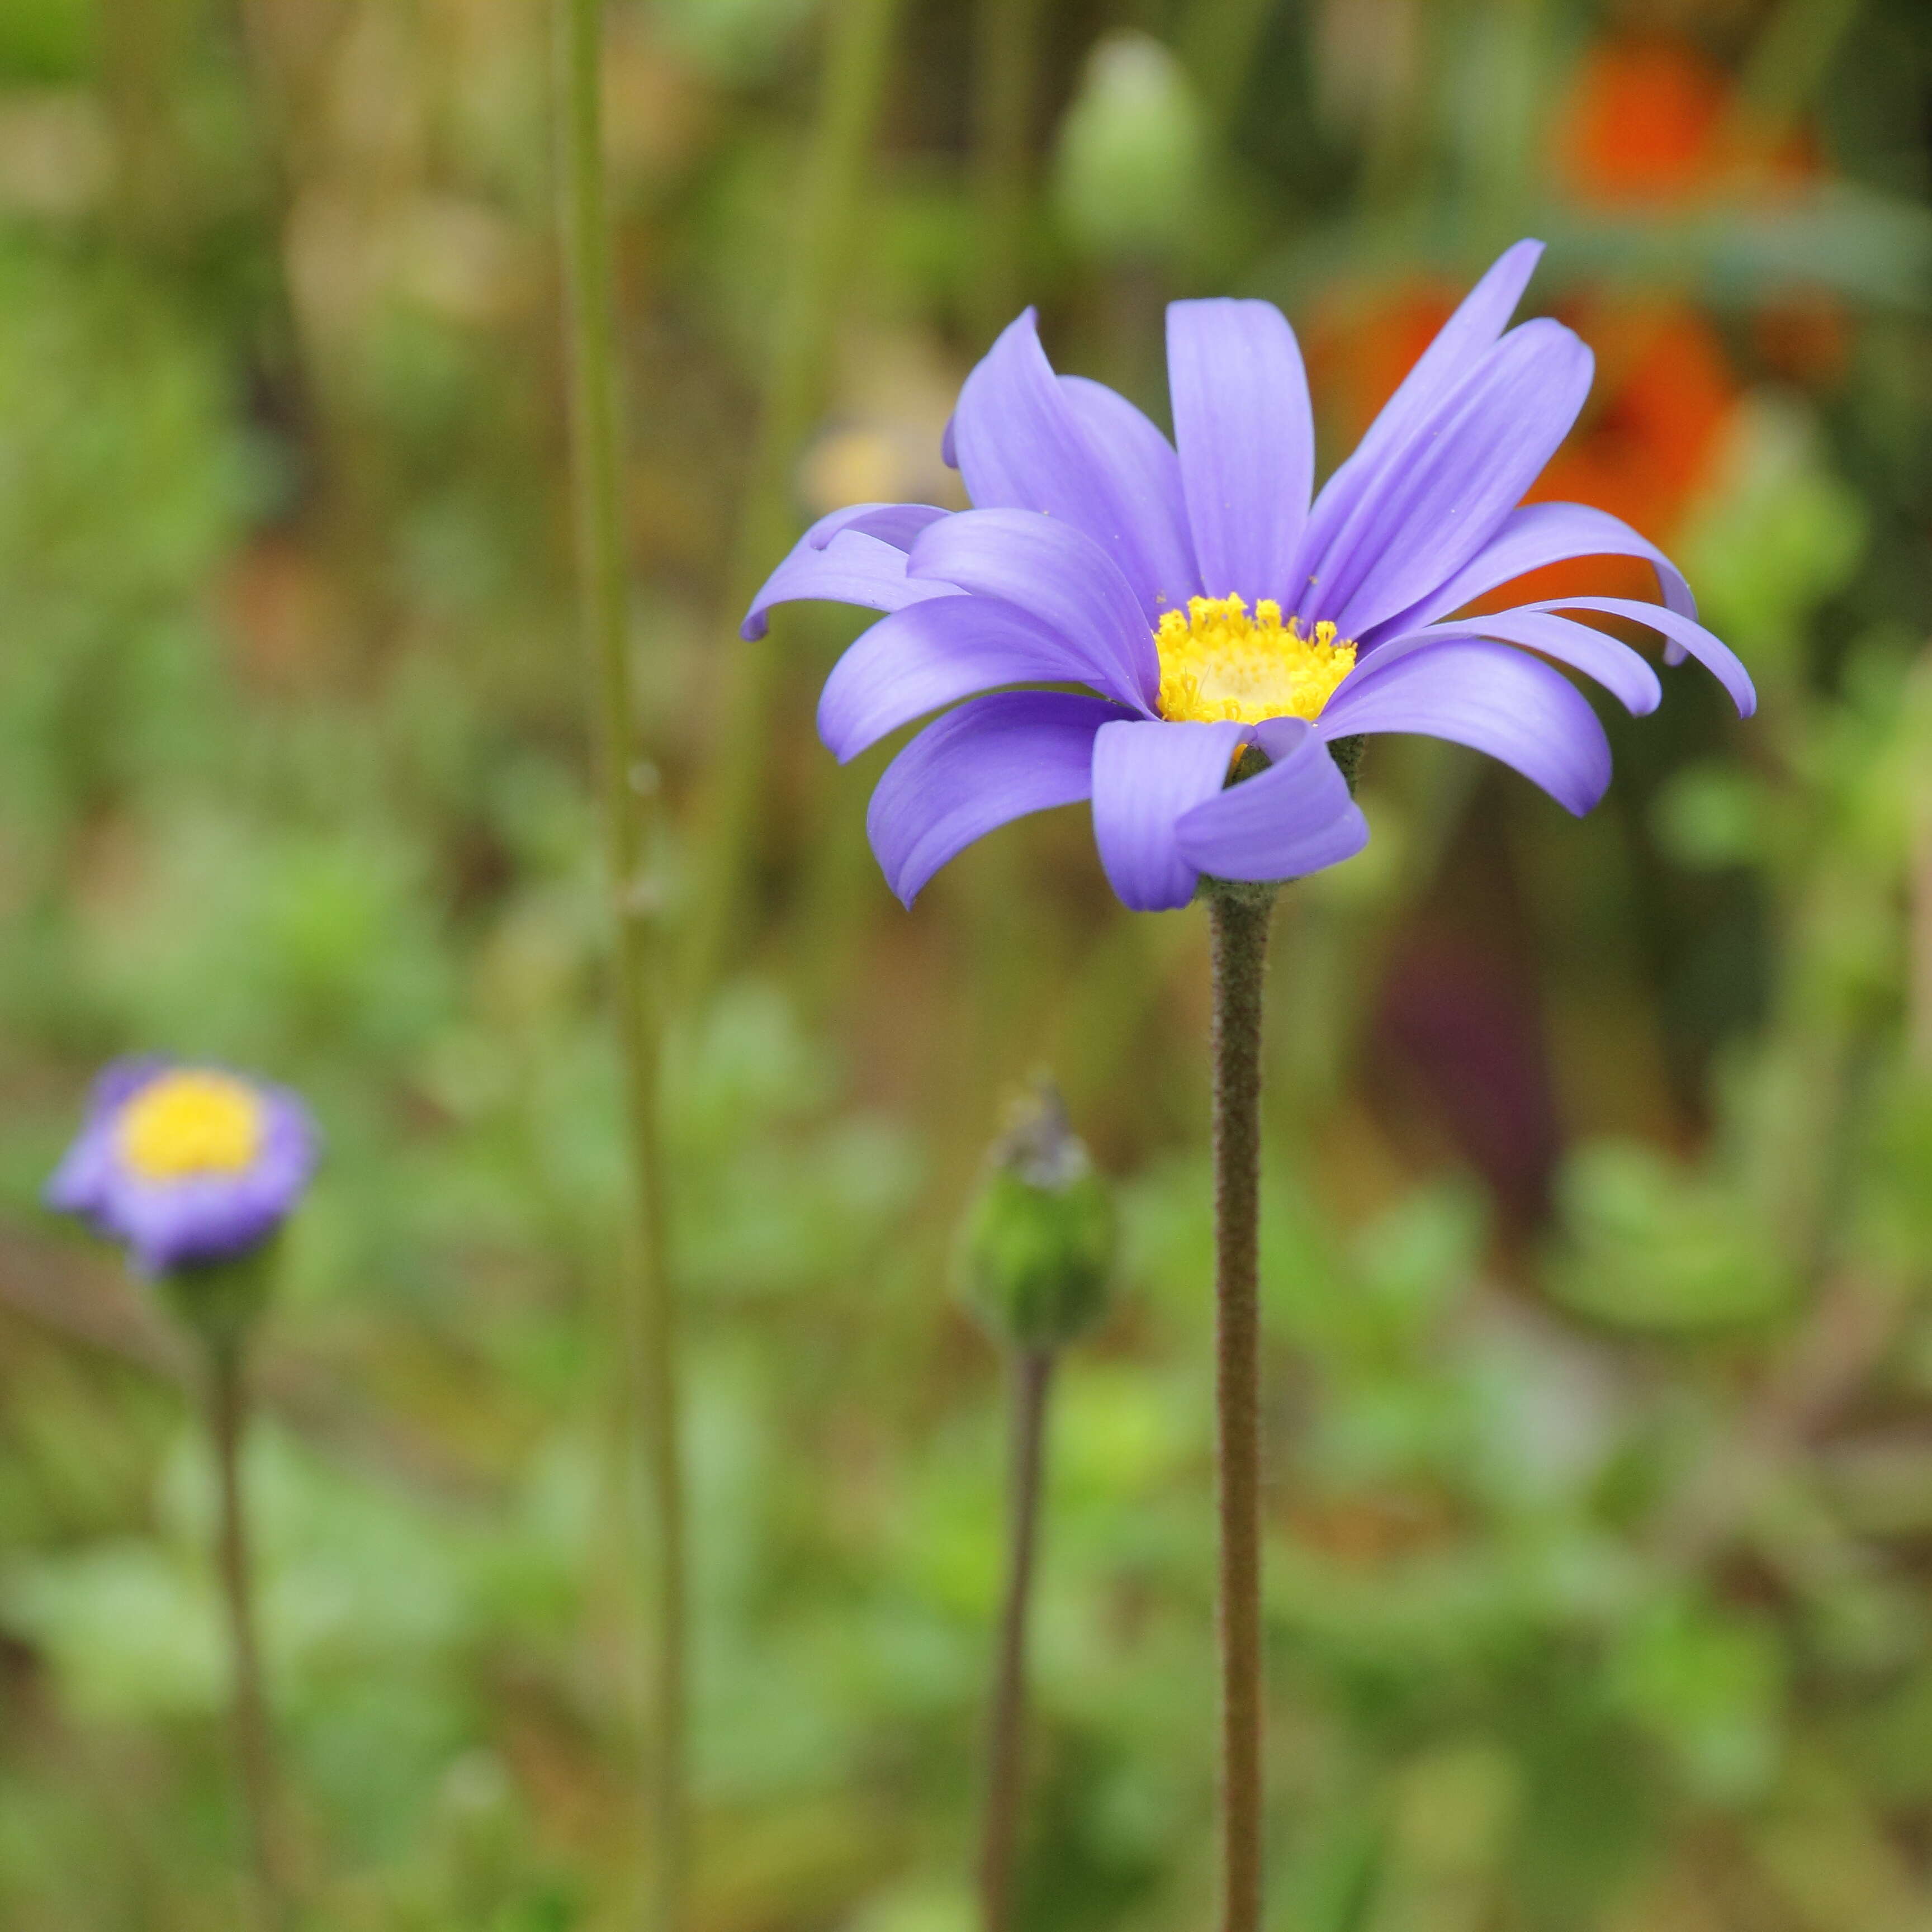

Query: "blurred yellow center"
<box><xmin>1154</xmin><ymin>595</ymin><xmax>1356</xmax><ymax>726</ymax></box>
<box><xmin>120</xmin><ymin>1072</ymin><xmax>265</xmax><ymax>1181</ymax></box>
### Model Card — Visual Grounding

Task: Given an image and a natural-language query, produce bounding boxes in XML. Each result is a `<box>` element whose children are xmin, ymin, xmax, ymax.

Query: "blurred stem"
<box><xmin>1208</xmin><ymin>886</ymin><xmax>1273</xmax><ymax>1932</ymax></box>
<box><xmin>552</xmin><ymin>4</ymin><xmax>687</xmax><ymax>1928</ymax></box>
<box><xmin>206</xmin><ymin>1339</ymin><xmax>292</xmax><ymax>1932</ymax></box>
<box><xmin>979</xmin><ymin>1346</ymin><xmax>1054</xmax><ymax>1932</ymax></box>
<box><xmin>1181</xmin><ymin>0</ymin><xmax>1272</xmax><ymax>116</ymax></box>
<box><xmin>1907</xmin><ymin>649</ymin><xmax>1932</xmax><ymax>1072</ymax></box>
<box><xmin>1732</xmin><ymin>0</ymin><xmax>1865</xmax><ymax>157</ymax></box>
<box><xmin>101</xmin><ymin>0</ymin><xmax>190</xmax><ymax>248</ymax></box>
<box><xmin>972</xmin><ymin>0</ymin><xmax>1042</xmax><ymax>343</ymax></box>
<box><xmin>684</xmin><ymin>0</ymin><xmax>905</xmax><ymax>1004</ymax></box>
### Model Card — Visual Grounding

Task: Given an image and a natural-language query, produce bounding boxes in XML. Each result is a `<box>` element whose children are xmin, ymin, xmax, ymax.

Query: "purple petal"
<box><xmin>950</xmin><ymin>310</ymin><xmax>1192</xmax><ymax>619</ymax></box>
<box><xmin>908</xmin><ymin>508</ymin><xmax>1158</xmax><ymax>710</ymax></box>
<box><xmin>1315</xmin><ymin>319</ymin><xmax>1595</xmax><ymax>640</ymax></box>
<box><xmin>807</xmin><ymin>503</ymin><xmax>950</xmax><ymax>552</ymax></box>
<box><xmin>865</xmin><ymin>692</ymin><xmax>1130</xmax><ymax>906</ymax></box>
<box><xmin>1372</xmin><ymin>501</ymin><xmax>1697</xmax><ymax>639</ymax></box>
<box><xmin>45</xmin><ymin>1117</ymin><xmax>117</xmax><ymax>1217</ymax></box>
<box><xmin>1317</xmin><ymin>639</ymin><xmax>1612</xmax><ymax>816</ymax></box>
<box><xmin>1370</xmin><ymin>611</ymin><xmax>1662</xmax><ymax>716</ymax></box>
<box><xmin>1174</xmin><ymin>719</ymin><xmax>1370</xmax><ymax>883</ymax></box>
<box><xmin>1291</xmin><ymin>239</ymin><xmax>1546</xmax><ymax>602</ymax></box>
<box><xmin>1165</xmin><ymin>299</ymin><xmax>1314</xmax><ymax>602</ymax></box>
<box><xmin>1090</xmin><ymin>719</ymin><xmax>1247</xmax><ymax>912</ymax></box>
<box><xmin>743</xmin><ymin>529</ymin><xmax>963</xmax><ymax>641</ymax></box>
<box><xmin>1057</xmin><ymin>375</ymin><xmax>1200</xmax><ymax>613</ymax></box>
<box><xmin>818</xmin><ymin>596</ymin><xmax>1098</xmax><ymax>762</ymax></box>
<box><xmin>89</xmin><ymin>1056</ymin><xmax>173</xmax><ymax>1113</ymax></box>
<box><xmin>46</xmin><ymin>1058</ymin><xmax>170</xmax><ymax>1218</ymax></box>
<box><xmin>116</xmin><ymin>1178</ymin><xmax>282</xmax><ymax>1275</ymax></box>
<box><xmin>1521</xmin><ymin>595</ymin><xmax>1756</xmax><ymax>718</ymax></box>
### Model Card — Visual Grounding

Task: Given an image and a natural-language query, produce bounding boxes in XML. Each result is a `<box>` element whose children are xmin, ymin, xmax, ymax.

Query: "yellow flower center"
<box><xmin>1154</xmin><ymin>594</ymin><xmax>1356</xmax><ymax>726</ymax></box>
<box><xmin>119</xmin><ymin>1071</ymin><xmax>266</xmax><ymax>1181</ymax></box>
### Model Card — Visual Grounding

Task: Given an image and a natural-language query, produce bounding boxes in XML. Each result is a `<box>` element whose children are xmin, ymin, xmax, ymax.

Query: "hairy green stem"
<box><xmin>684</xmin><ymin>0</ymin><xmax>905</xmax><ymax>1003</ymax></box>
<box><xmin>1207</xmin><ymin>887</ymin><xmax>1274</xmax><ymax>1932</ymax></box>
<box><xmin>979</xmin><ymin>1346</ymin><xmax>1054</xmax><ymax>1932</ymax></box>
<box><xmin>206</xmin><ymin>1341</ymin><xmax>292</xmax><ymax>1932</ymax></box>
<box><xmin>552</xmin><ymin>5</ymin><xmax>686</xmax><ymax>1926</ymax></box>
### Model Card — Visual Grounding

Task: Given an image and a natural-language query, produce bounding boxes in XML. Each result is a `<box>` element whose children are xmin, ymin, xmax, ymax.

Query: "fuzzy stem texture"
<box><xmin>553</xmin><ymin>6</ymin><xmax>687</xmax><ymax>1926</ymax></box>
<box><xmin>1208</xmin><ymin>886</ymin><xmax>1274</xmax><ymax>1932</ymax></box>
<box><xmin>206</xmin><ymin>1341</ymin><xmax>292</xmax><ymax>1932</ymax></box>
<box><xmin>979</xmin><ymin>1346</ymin><xmax>1054</xmax><ymax>1932</ymax></box>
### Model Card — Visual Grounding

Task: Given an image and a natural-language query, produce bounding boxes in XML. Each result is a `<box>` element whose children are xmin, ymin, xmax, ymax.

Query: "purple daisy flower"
<box><xmin>743</xmin><ymin>239</ymin><xmax>1755</xmax><ymax>912</ymax></box>
<box><xmin>46</xmin><ymin>1058</ymin><xmax>319</xmax><ymax>1277</ymax></box>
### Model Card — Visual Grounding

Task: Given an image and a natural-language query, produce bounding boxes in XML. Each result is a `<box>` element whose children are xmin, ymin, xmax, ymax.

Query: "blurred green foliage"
<box><xmin>3</xmin><ymin>0</ymin><xmax>1932</xmax><ymax>1928</ymax></box>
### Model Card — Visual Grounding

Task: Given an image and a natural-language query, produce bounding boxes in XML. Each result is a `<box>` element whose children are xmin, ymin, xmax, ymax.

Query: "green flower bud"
<box><xmin>958</xmin><ymin>1082</ymin><xmax>1116</xmax><ymax>1351</ymax></box>
<box><xmin>1051</xmin><ymin>32</ymin><xmax>1209</xmax><ymax>266</ymax></box>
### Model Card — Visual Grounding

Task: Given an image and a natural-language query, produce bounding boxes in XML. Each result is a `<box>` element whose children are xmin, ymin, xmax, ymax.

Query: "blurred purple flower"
<box><xmin>46</xmin><ymin>1059</ymin><xmax>318</xmax><ymax>1276</ymax></box>
<box><xmin>744</xmin><ymin>239</ymin><xmax>1755</xmax><ymax>912</ymax></box>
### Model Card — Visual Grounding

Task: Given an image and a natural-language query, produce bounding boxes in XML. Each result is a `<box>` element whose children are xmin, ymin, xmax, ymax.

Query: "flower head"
<box><xmin>46</xmin><ymin>1059</ymin><xmax>318</xmax><ymax>1276</ymax></box>
<box><xmin>744</xmin><ymin>239</ymin><xmax>1755</xmax><ymax>912</ymax></box>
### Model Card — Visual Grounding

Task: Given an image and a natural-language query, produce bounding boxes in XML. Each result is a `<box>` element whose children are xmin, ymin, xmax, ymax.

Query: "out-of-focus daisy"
<box><xmin>47</xmin><ymin>1059</ymin><xmax>318</xmax><ymax>1277</ymax></box>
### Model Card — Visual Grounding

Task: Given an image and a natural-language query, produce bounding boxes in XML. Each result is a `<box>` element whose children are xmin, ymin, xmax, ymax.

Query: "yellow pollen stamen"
<box><xmin>1154</xmin><ymin>594</ymin><xmax>1356</xmax><ymax>726</ymax></box>
<box><xmin>119</xmin><ymin>1071</ymin><xmax>266</xmax><ymax>1181</ymax></box>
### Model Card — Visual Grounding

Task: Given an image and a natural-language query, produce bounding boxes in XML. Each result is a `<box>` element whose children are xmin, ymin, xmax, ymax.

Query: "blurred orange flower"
<box><xmin>1309</xmin><ymin>285</ymin><xmax>1739</xmax><ymax>607</ymax></box>
<box><xmin>1510</xmin><ymin>300</ymin><xmax>1740</xmax><ymax>605</ymax></box>
<box><xmin>1558</xmin><ymin>34</ymin><xmax>1815</xmax><ymax>205</ymax></box>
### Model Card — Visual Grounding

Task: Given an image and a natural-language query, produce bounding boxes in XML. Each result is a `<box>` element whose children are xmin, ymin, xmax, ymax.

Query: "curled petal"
<box><xmin>1318</xmin><ymin>320</ymin><xmax>1596</xmax><ymax>639</ymax></box>
<box><xmin>1057</xmin><ymin>375</ymin><xmax>1200</xmax><ymax>612</ymax></box>
<box><xmin>744</xmin><ymin>528</ymin><xmax>961</xmax><ymax>641</ymax></box>
<box><xmin>807</xmin><ymin>503</ymin><xmax>950</xmax><ymax>552</ymax></box>
<box><xmin>865</xmin><ymin>692</ymin><xmax>1130</xmax><ymax>905</ymax></box>
<box><xmin>953</xmin><ymin>311</ymin><xmax>1197</xmax><ymax>618</ymax></box>
<box><xmin>1377</xmin><ymin>500</ymin><xmax>1697</xmax><ymax>637</ymax></box>
<box><xmin>1370</xmin><ymin>610</ymin><xmax>1663</xmax><ymax>716</ymax></box>
<box><xmin>908</xmin><ymin>508</ymin><xmax>1158</xmax><ymax>709</ymax></box>
<box><xmin>1090</xmin><ymin>719</ymin><xmax>1248</xmax><ymax>911</ymax></box>
<box><xmin>1522</xmin><ymin>595</ymin><xmax>1756</xmax><ymax>717</ymax></box>
<box><xmin>1292</xmin><ymin>239</ymin><xmax>1546</xmax><ymax>596</ymax></box>
<box><xmin>1166</xmin><ymin>298</ymin><xmax>1314</xmax><ymax>601</ymax></box>
<box><xmin>818</xmin><ymin>596</ymin><xmax>1097</xmax><ymax>762</ymax></box>
<box><xmin>1318</xmin><ymin>639</ymin><xmax>1613</xmax><ymax>816</ymax></box>
<box><xmin>1175</xmin><ymin>720</ymin><xmax>1370</xmax><ymax>883</ymax></box>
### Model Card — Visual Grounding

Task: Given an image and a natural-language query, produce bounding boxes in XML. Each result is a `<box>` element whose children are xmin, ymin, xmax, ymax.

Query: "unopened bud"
<box><xmin>957</xmin><ymin>1081</ymin><xmax>1116</xmax><ymax>1351</ymax></box>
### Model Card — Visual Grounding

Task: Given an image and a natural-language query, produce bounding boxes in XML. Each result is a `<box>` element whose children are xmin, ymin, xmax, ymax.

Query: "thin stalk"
<box><xmin>1207</xmin><ymin>887</ymin><xmax>1273</xmax><ymax>1932</ymax></box>
<box><xmin>683</xmin><ymin>0</ymin><xmax>905</xmax><ymax>1003</ymax></box>
<box><xmin>979</xmin><ymin>1346</ymin><xmax>1054</xmax><ymax>1932</ymax></box>
<box><xmin>1180</xmin><ymin>0</ymin><xmax>1274</xmax><ymax>120</ymax></box>
<box><xmin>1731</xmin><ymin>0</ymin><xmax>1866</xmax><ymax>158</ymax></box>
<box><xmin>971</xmin><ymin>0</ymin><xmax>1043</xmax><ymax>344</ymax></box>
<box><xmin>552</xmin><ymin>6</ymin><xmax>686</xmax><ymax>1928</ymax></box>
<box><xmin>206</xmin><ymin>1341</ymin><xmax>292</xmax><ymax>1932</ymax></box>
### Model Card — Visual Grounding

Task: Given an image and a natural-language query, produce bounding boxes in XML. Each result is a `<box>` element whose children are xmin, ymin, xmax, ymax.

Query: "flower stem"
<box><xmin>979</xmin><ymin>1345</ymin><xmax>1054</xmax><ymax>1932</ymax></box>
<box><xmin>683</xmin><ymin>0</ymin><xmax>905</xmax><ymax>1003</ymax></box>
<box><xmin>552</xmin><ymin>4</ymin><xmax>686</xmax><ymax>1926</ymax></box>
<box><xmin>206</xmin><ymin>1339</ymin><xmax>292</xmax><ymax>1932</ymax></box>
<box><xmin>1207</xmin><ymin>886</ymin><xmax>1274</xmax><ymax>1932</ymax></box>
